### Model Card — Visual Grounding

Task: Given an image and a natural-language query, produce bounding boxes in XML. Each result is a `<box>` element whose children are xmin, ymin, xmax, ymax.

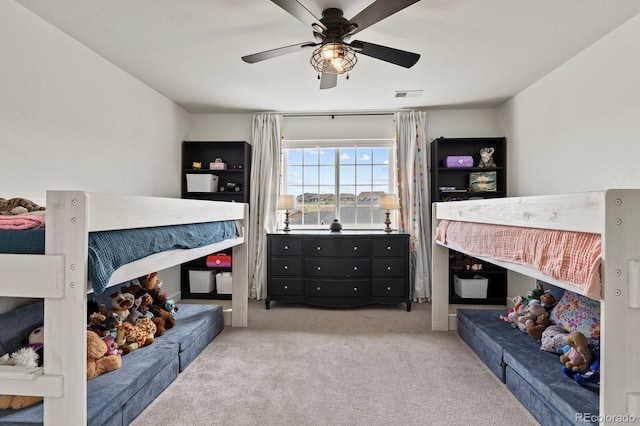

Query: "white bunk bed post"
<box><xmin>44</xmin><ymin>190</ymin><xmax>88</xmax><ymax>425</ymax></box>
<box><xmin>231</xmin><ymin>203</ymin><xmax>249</xmax><ymax>327</ymax></box>
<box><xmin>601</xmin><ymin>190</ymin><xmax>640</xmax><ymax>422</ymax></box>
<box><xmin>431</xmin><ymin>202</ymin><xmax>450</xmax><ymax>331</ymax></box>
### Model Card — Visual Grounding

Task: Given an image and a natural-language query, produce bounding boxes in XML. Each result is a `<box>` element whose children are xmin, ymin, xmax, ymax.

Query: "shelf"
<box><xmin>438</xmin><ymin>166</ymin><xmax>504</xmax><ymax>172</ymax></box>
<box><xmin>183</xmin><ymin>169</ymin><xmax>244</xmax><ymax>173</ymax></box>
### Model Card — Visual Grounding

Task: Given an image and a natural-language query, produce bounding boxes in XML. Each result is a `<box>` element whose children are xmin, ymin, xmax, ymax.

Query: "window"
<box><xmin>281</xmin><ymin>139</ymin><xmax>396</xmax><ymax>229</ymax></box>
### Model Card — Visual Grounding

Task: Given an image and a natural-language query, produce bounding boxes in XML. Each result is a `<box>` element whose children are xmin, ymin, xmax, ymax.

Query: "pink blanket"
<box><xmin>435</xmin><ymin>220</ymin><xmax>601</xmax><ymax>299</ymax></box>
<box><xmin>0</xmin><ymin>211</ymin><xmax>46</xmax><ymax>230</ymax></box>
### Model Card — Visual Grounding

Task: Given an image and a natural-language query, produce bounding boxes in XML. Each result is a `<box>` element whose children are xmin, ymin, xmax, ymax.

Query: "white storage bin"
<box><xmin>216</xmin><ymin>272</ymin><xmax>232</xmax><ymax>294</ymax></box>
<box><xmin>453</xmin><ymin>275</ymin><xmax>488</xmax><ymax>299</ymax></box>
<box><xmin>189</xmin><ymin>270</ymin><xmax>215</xmax><ymax>293</ymax></box>
<box><xmin>186</xmin><ymin>174</ymin><xmax>219</xmax><ymax>192</ymax></box>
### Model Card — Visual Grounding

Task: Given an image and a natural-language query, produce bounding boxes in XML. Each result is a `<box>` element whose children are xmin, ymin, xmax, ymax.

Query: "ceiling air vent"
<box><xmin>395</xmin><ymin>90</ymin><xmax>423</xmax><ymax>98</ymax></box>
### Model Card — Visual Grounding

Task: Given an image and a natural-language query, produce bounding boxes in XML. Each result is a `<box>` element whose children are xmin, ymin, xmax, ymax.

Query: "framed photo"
<box><xmin>469</xmin><ymin>171</ymin><xmax>497</xmax><ymax>191</ymax></box>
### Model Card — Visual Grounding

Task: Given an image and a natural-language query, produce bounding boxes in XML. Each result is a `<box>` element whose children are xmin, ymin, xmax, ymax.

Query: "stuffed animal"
<box><xmin>86</xmin><ymin>330</ymin><xmax>121</xmax><ymax>380</ymax></box>
<box><xmin>525</xmin><ymin>313</ymin><xmax>551</xmax><ymax>341</ymax></box>
<box><xmin>147</xmin><ymin>286</ymin><xmax>179</xmax><ymax>318</ymax></box>
<box><xmin>560</xmin><ymin>331</ymin><xmax>592</xmax><ymax>371</ymax></box>
<box><xmin>108</xmin><ymin>289</ymin><xmax>135</xmax><ymax>323</ymax></box>
<box><xmin>115</xmin><ymin>317</ymin><xmax>156</xmax><ymax>354</ymax></box>
<box><xmin>0</xmin><ymin>197</ymin><xmax>45</xmax><ymax>215</ymax></box>
<box><xmin>539</xmin><ymin>291</ymin><xmax>557</xmax><ymax>309</ymax></box>
<box><xmin>508</xmin><ymin>299</ymin><xmax>547</xmax><ymax>332</ymax></box>
<box><xmin>562</xmin><ymin>346</ymin><xmax>600</xmax><ymax>387</ymax></box>
<box><xmin>478</xmin><ymin>147</ymin><xmax>496</xmax><ymax>167</ymax></box>
<box><xmin>0</xmin><ymin>327</ymin><xmax>45</xmax><ymax>409</ymax></box>
<box><xmin>138</xmin><ymin>272</ymin><xmax>163</xmax><ymax>289</ymax></box>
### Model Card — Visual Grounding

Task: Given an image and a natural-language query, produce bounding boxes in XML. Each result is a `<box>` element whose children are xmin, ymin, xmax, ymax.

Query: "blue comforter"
<box><xmin>0</xmin><ymin>221</ymin><xmax>238</xmax><ymax>294</ymax></box>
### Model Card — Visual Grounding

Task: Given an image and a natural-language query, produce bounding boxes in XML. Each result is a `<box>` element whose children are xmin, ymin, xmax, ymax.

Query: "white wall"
<box><xmin>186</xmin><ymin>114</ymin><xmax>253</xmax><ymax>142</ymax></box>
<box><xmin>497</xmin><ymin>13</ymin><xmax>640</xmax><ymax>197</ymax></box>
<box><xmin>0</xmin><ymin>1</ymin><xmax>192</xmax><ymax>313</ymax></box>
<box><xmin>496</xmin><ymin>13</ymin><xmax>640</xmax><ymax>299</ymax></box>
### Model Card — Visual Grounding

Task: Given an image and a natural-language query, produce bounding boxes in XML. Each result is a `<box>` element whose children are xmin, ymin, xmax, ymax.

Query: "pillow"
<box><xmin>540</xmin><ymin>325</ymin><xmax>570</xmax><ymax>353</ymax></box>
<box><xmin>550</xmin><ymin>290</ymin><xmax>600</xmax><ymax>343</ymax></box>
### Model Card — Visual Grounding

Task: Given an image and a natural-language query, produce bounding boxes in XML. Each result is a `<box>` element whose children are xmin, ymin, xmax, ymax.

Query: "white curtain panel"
<box><xmin>395</xmin><ymin>111</ymin><xmax>432</xmax><ymax>302</ymax></box>
<box><xmin>248</xmin><ymin>114</ymin><xmax>282</xmax><ymax>300</ymax></box>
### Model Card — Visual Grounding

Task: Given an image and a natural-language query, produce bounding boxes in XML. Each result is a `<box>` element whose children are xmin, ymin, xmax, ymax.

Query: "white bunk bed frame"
<box><xmin>432</xmin><ymin>189</ymin><xmax>640</xmax><ymax>424</ymax></box>
<box><xmin>0</xmin><ymin>191</ymin><xmax>249</xmax><ymax>425</ymax></box>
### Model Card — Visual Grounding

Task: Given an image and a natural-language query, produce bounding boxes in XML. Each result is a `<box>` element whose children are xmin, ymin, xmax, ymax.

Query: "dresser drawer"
<box><xmin>372</xmin><ymin>238</ymin><xmax>407</xmax><ymax>257</ymax></box>
<box><xmin>304</xmin><ymin>258</ymin><xmax>370</xmax><ymax>277</ymax></box>
<box><xmin>270</xmin><ymin>237</ymin><xmax>302</xmax><ymax>256</ymax></box>
<box><xmin>372</xmin><ymin>258</ymin><xmax>406</xmax><ymax>277</ymax></box>
<box><xmin>305</xmin><ymin>279</ymin><xmax>370</xmax><ymax>297</ymax></box>
<box><xmin>270</xmin><ymin>258</ymin><xmax>302</xmax><ymax>276</ymax></box>
<box><xmin>372</xmin><ymin>278</ymin><xmax>406</xmax><ymax>297</ymax></box>
<box><xmin>304</xmin><ymin>239</ymin><xmax>371</xmax><ymax>257</ymax></box>
<box><xmin>269</xmin><ymin>278</ymin><xmax>303</xmax><ymax>296</ymax></box>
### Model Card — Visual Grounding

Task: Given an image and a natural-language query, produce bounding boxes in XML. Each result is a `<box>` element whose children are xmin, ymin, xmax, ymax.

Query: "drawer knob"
<box><xmin>353</xmin><ymin>246</ymin><xmax>358</xmax><ymax>250</ymax></box>
<box><xmin>284</xmin><ymin>265</ymin><xmax>288</xmax><ymax>270</ymax></box>
<box><xmin>317</xmin><ymin>266</ymin><xmax>321</xmax><ymax>271</ymax></box>
<box><xmin>387</xmin><ymin>266</ymin><xmax>392</xmax><ymax>271</ymax></box>
<box><xmin>316</xmin><ymin>286</ymin><xmax>321</xmax><ymax>291</ymax></box>
<box><xmin>353</xmin><ymin>266</ymin><xmax>358</xmax><ymax>271</ymax></box>
<box><xmin>387</xmin><ymin>246</ymin><xmax>392</xmax><ymax>250</ymax></box>
<box><xmin>353</xmin><ymin>287</ymin><xmax>358</xmax><ymax>291</ymax></box>
<box><xmin>284</xmin><ymin>245</ymin><xmax>289</xmax><ymax>250</ymax></box>
<box><xmin>284</xmin><ymin>285</ymin><xmax>288</xmax><ymax>290</ymax></box>
<box><xmin>387</xmin><ymin>286</ymin><xmax>392</xmax><ymax>291</ymax></box>
<box><xmin>316</xmin><ymin>246</ymin><xmax>321</xmax><ymax>251</ymax></box>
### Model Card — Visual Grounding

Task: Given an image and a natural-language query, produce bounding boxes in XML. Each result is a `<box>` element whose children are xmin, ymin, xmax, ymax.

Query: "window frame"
<box><xmin>280</xmin><ymin>138</ymin><xmax>397</xmax><ymax>231</ymax></box>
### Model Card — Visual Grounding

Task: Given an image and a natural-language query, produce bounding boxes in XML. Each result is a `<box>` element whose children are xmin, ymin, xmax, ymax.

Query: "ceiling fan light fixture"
<box><xmin>311</xmin><ymin>43</ymin><xmax>357</xmax><ymax>75</ymax></box>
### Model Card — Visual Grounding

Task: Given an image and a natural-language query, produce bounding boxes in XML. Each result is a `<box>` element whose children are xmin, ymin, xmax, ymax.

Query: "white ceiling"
<box><xmin>15</xmin><ymin>0</ymin><xmax>640</xmax><ymax>114</ymax></box>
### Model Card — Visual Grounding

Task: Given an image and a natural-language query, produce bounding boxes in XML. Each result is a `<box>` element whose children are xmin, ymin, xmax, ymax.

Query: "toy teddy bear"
<box><xmin>525</xmin><ymin>312</ymin><xmax>551</xmax><ymax>341</ymax></box>
<box><xmin>87</xmin><ymin>330</ymin><xmax>121</xmax><ymax>380</ymax></box>
<box><xmin>560</xmin><ymin>331</ymin><xmax>593</xmax><ymax>371</ymax></box>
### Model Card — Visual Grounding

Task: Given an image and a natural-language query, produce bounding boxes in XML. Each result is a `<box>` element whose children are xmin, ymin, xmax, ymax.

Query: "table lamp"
<box><xmin>379</xmin><ymin>194</ymin><xmax>399</xmax><ymax>233</ymax></box>
<box><xmin>277</xmin><ymin>195</ymin><xmax>295</xmax><ymax>232</ymax></box>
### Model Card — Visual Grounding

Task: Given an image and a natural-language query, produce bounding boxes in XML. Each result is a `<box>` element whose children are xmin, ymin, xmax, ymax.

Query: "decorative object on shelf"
<box><xmin>277</xmin><ymin>195</ymin><xmax>295</xmax><ymax>232</ymax></box>
<box><xmin>191</xmin><ymin>161</ymin><xmax>202</xmax><ymax>170</ymax></box>
<box><xmin>210</xmin><ymin>158</ymin><xmax>227</xmax><ymax>170</ymax></box>
<box><xmin>206</xmin><ymin>253</ymin><xmax>232</xmax><ymax>268</ymax></box>
<box><xmin>478</xmin><ymin>147</ymin><xmax>496</xmax><ymax>167</ymax></box>
<box><xmin>469</xmin><ymin>172</ymin><xmax>497</xmax><ymax>192</ymax></box>
<box><xmin>329</xmin><ymin>219</ymin><xmax>342</xmax><ymax>233</ymax></box>
<box><xmin>219</xmin><ymin>182</ymin><xmax>242</xmax><ymax>192</ymax></box>
<box><xmin>445</xmin><ymin>156</ymin><xmax>474</xmax><ymax>168</ymax></box>
<box><xmin>379</xmin><ymin>193</ymin><xmax>399</xmax><ymax>233</ymax></box>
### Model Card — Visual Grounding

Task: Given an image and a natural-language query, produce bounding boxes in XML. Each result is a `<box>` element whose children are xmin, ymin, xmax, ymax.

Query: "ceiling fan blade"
<box><xmin>350</xmin><ymin>40</ymin><xmax>420</xmax><ymax>68</ymax></box>
<box><xmin>242</xmin><ymin>42</ymin><xmax>317</xmax><ymax>63</ymax></box>
<box><xmin>347</xmin><ymin>0</ymin><xmax>421</xmax><ymax>36</ymax></box>
<box><xmin>271</xmin><ymin>0</ymin><xmax>327</xmax><ymax>33</ymax></box>
<box><xmin>319</xmin><ymin>72</ymin><xmax>337</xmax><ymax>90</ymax></box>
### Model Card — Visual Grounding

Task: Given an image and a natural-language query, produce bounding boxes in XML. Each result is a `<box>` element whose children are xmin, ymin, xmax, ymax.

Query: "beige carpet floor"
<box><xmin>131</xmin><ymin>300</ymin><xmax>540</xmax><ymax>426</ymax></box>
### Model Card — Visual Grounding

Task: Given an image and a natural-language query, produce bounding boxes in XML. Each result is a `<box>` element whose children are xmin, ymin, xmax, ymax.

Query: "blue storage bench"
<box><xmin>457</xmin><ymin>309</ymin><xmax>599</xmax><ymax>426</ymax></box>
<box><xmin>0</xmin><ymin>300</ymin><xmax>224</xmax><ymax>425</ymax></box>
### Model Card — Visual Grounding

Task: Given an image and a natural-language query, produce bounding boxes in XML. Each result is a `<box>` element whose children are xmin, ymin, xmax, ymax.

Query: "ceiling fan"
<box><xmin>242</xmin><ymin>0</ymin><xmax>421</xmax><ymax>90</ymax></box>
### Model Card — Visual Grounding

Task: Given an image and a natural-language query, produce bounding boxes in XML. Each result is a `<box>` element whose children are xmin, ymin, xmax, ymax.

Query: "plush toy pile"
<box><xmin>87</xmin><ymin>272</ymin><xmax>178</xmax><ymax>353</ymax></box>
<box><xmin>498</xmin><ymin>283</ymin><xmax>600</xmax><ymax>389</ymax></box>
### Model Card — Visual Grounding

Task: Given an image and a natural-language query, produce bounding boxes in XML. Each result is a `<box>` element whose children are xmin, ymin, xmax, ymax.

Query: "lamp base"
<box><xmin>283</xmin><ymin>211</ymin><xmax>291</xmax><ymax>232</ymax></box>
<box><xmin>383</xmin><ymin>210</ymin><xmax>392</xmax><ymax>233</ymax></box>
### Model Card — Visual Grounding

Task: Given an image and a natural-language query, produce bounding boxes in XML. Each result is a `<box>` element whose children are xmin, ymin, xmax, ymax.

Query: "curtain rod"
<box><xmin>281</xmin><ymin>112</ymin><xmax>395</xmax><ymax>118</ymax></box>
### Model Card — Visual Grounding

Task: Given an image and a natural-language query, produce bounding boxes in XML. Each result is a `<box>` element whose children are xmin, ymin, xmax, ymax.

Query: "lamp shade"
<box><xmin>277</xmin><ymin>195</ymin><xmax>295</xmax><ymax>210</ymax></box>
<box><xmin>379</xmin><ymin>194</ymin><xmax>399</xmax><ymax>210</ymax></box>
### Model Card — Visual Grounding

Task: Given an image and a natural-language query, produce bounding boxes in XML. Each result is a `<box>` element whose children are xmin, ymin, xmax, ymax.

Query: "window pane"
<box><xmin>340</xmin><ymin>147</ymin><xmax>355</xmax><ymax>164</ymax></box>
<box><xmin>318</xmin><ymin>166</ymin><xmax>335</xmax><ymax>185</ymax></box>
<box><xmin>341</xmin><ymin>165</ymin><xmax>355</xmax><ymax>185</ymax></box>
<box><xmin>372</xmin><ymin>147</ymin><xmax>390</xmax><ymax>164</ymax></box>
<box><xmin>303</xmin><ymin>166</ymin><xmax>319</xmax><ymax>185</ymax></box>
<box><xmin>356</xmin><ymin>147</ymin><xmax>372</xmax><ymax>164</ymax></box>
<box><xmin>356</xmin><ymin>165</ymin><xmax>372</xmax><ymax>184</ymax></box>
<box><xmin>372</xmin><ymin>165</ymin><xmax>389</xmax><ymax>185</ymax></box>
<box><xmin>287</xmin><ymin>149</ymin><xmax>303</xmax><ymax>166</ymax></box>
<box><xmin>318</xmin><ymin>148</ymin><xmax>336</xmax><ymax>165</ymax></box>
<box><xmin>304</xmin><ymin>148</ymin><xmax>320</xmax><ymax>164</ymax></box>
<box><xmin>287</xmin><ymin>166</ymin><xmax>303</xmax><ymax>185</ymax></box>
